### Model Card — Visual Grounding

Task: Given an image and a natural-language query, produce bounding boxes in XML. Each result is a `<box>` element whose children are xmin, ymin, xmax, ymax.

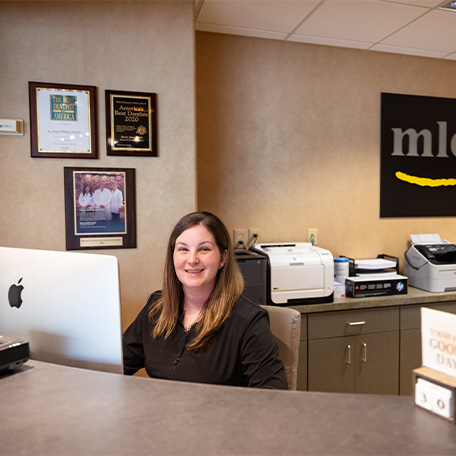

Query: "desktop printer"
<box><xmin>404</xmin><ymin>234</ymin><xmax>456</xmax><ymax>292</ymax></box>
<box><xmin>252</xmin><ymin>242</ymin><xmax>334</xmax><ymax>305</ymax></box>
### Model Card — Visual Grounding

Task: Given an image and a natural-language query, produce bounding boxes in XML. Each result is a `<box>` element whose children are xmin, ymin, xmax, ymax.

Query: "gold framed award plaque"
<box><xmin>29</xmin><ymin>81</ymin><xmax>98</xmax><ymax>159</ymax></box>
<box><xmin>105</xmin><ymin>90</ymin><xmax>158</xmax><ymax>157</ymax></box>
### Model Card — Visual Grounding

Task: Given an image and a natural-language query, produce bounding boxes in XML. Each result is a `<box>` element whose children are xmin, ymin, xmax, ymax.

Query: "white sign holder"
<box><xmin>413</xmin><ymin>308</ymin><xmax>456</xmax><ymax>423</ymax></box>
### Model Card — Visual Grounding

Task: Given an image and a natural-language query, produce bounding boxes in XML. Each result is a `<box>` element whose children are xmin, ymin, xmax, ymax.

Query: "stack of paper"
<box><xmin>354</xmin><ymin>258</ymin><xmax>397</xmax><ymax>276</ymax></box>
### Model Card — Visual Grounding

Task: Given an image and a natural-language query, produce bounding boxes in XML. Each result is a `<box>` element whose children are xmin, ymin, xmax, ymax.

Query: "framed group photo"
<box><xmin>105</xmin><ymin>89</ymin><xmax>158</xmax><ymax>157</ymax></box>
<box><xmin>29</xmin><ymin>81</ymin><xmax>98</xmax><ymax>159</ymax></box>
<box><xmin>64</xmin><ymin>167</ymin><xmax>136</xmax><ymax>250</ymax></box>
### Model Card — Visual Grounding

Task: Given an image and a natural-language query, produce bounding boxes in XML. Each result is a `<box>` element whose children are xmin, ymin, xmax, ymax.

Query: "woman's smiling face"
<box><xmin>173</xmin><ymin>224</ymin><xmax>227</xmax><ymax>296</ymax></box>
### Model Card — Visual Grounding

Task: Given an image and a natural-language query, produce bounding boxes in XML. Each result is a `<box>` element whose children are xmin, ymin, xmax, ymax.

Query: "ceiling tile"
<box><xmin>294</xmin><ymin>0</ymin><xmax>427</xmax><ymax>43</ymax></box>
<box><xmin>197</xmin><ymin>0</ymin><xmax>320</xmax><ymax>33</ymax></box>
<box><xmin>381</xmin><ymin>9</ymin><xmax>456</xmax><ymax>53</ymax></box>
<box><xmin>195</xmin><ymin>0</ymin><xmax>456</xmax><ymax>60</ymax></box>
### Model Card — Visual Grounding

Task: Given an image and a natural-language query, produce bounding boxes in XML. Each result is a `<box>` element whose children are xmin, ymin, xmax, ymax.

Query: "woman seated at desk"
<box><xmin>123</xmin><ymin>211</ymin><xmax>287</xmax><ymax>389</ymax></box>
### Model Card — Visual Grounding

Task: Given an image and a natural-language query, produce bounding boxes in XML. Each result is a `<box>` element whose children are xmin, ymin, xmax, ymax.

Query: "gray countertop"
<box><xmin>290</xmin><ymin>286</ymin><xmax>456</xmax><ymax>314</ymax></box>
<box><xmin>1</xmin><ymin>360</ymin><xmax>456</xmax><ymax>455</ymax></box>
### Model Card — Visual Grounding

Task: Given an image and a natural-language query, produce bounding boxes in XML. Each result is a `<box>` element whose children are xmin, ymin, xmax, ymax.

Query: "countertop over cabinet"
<box><xmin>289</xmin><ymin>287</ymin><xmax>456</xmax><ymax>395</ymax></box>
<box><xmin>290</xmin><ymin>287</ymin><xmax>456</xmax><ymax>314</ymax></box>
<box><xmin>1</xmin><ymin>360</ymin><xmax>456</xmax><ymax>455</ymax></box>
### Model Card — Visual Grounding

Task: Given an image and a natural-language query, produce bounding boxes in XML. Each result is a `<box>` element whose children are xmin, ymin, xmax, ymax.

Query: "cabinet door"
<box><xmin>308</xmin><ymin>336</ymin><xmax>356</xmax><ymax>393</ymax></box>
<box><xmin>400</xmin><ymin>328</ymin><xmax>421</xmax><ymax>395</ymax></box>
<box><xmin>356</xmin><ymin>331</ymin><xmax>399</xmax><ymax>395</ymax></box>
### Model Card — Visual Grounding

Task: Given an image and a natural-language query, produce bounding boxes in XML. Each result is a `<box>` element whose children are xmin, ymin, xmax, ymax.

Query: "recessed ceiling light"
<box><xmin>440</xmin><ymin>1</ymin><xmax>456</xmax><ymax>12</ymax></box>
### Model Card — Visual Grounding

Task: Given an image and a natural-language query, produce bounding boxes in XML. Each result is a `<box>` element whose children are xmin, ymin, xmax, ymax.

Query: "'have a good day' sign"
<box><xmin>421</xmin><ymin>307</ymin><xmax>456</xmax><ymax>378</ymax></box>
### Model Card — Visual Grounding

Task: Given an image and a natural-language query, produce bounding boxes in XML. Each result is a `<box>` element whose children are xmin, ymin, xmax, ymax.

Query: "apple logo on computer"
<box><xmin>8</xmin><ymin>278</ymin><xmax>24</xmax><ymax>309</ymax></box>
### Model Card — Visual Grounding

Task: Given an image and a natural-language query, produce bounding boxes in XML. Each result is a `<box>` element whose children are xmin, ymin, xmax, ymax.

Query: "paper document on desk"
<box><xmin>410</xmin><ymin>234</ymin><xmax>444</xmax><ymax>245</ymax></box>
<box><xmin>355</xmin><ymin>259</ymin><xmax>397</xmax><ymax>270</ymax></box>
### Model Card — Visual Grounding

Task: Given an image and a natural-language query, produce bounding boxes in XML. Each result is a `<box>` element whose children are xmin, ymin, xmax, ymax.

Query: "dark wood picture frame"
<box><xmin>105</xmin><ymin>89</ymin><xmax>158</xmax><ymax>157</ymax></box>
<box><xmin>64</xmin><ymin>167</ymin><xmax>136</xmax><ymax>250</ymax></box>
<box><xmin>29</xmin><ymin>81</ymin><xmax>98</xmax><ymax>159</ymax></box>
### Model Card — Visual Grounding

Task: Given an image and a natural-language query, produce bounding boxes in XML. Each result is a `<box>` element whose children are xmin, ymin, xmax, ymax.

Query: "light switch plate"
<box><xmin>0</xmin><ymin>119</ymin><xmax>23</xmax><ymax>135</ymax></box>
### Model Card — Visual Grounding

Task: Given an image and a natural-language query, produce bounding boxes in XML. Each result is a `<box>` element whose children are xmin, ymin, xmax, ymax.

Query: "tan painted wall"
<box><xmin>0</xmin><ymin>1</ymin><xmax>196</xmax><ymax>329</ymax></box>
<box><xmin>196</xmin><ymin>32</ymin><xmax>456</xmax><ymax>269</ymax></box>
<box><xmin>3</xmin><ymin>3</ymin><xmax>456</xmax><ymax>337</ymax></box>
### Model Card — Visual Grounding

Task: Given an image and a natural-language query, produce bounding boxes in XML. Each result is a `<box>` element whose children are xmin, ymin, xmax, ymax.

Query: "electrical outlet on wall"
<box><xmin>307</xmin><ymin>228</ymin><xmax>318</xmax><ymax>245</ymax></box>
<box><xmin>233</xmin><ymin>229</ymin><xmax>248</xmax><ymax>249</ymax></box>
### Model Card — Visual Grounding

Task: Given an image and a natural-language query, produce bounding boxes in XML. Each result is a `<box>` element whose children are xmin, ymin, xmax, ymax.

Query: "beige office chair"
<box><xmin>261</xmin><ymin>305</ymin><xmax>301</xmax><ymax>390</ymax></box>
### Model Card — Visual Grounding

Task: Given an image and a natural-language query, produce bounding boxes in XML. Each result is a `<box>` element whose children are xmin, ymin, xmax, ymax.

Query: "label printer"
<box><xmin>404</xmin><ymin>234</ymin><xmax>456</xmax><ymax>292</ymax></box>
<box><xmin>252</xmin><ymin>242</ymin><xmax>334</xmax><ymax>305</ymax></box>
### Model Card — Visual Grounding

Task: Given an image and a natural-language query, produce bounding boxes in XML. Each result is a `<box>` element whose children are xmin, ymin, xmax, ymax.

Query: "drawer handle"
<box><xmin>362</xmin><ymin>342</ymin><xmax>367</xmax><ymax>363</ymax></box>
<box><xmin>346</xmin><ymin>344</ymin><xmax>351</xmax><ymax>365</ymax></box>
<box><xmin>347</xmin><ymin>321</ymin><xmax>366</xmax><ymax>326</ymax></box>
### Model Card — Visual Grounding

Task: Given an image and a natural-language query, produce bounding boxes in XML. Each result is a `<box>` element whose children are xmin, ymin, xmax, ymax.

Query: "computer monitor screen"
<box><xmin>0</xmin><ymin>247</ymin><xmax>123</xmax><ymax>373</ymax></box>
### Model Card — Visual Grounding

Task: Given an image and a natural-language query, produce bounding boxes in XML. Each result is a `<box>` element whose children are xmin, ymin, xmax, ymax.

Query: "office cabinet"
<box><xmin>293</xmin><ymin>290</ymin><xmax>456</xmax><ymax>395</ymax></box>
<box><xmin>307</xmin><ymin>307</ymin><xmax>400</xmax><ymax>394</ymax></box>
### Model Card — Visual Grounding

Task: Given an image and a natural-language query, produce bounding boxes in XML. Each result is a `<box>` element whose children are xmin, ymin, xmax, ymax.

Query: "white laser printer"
<box><xmin>404</xmin><ymin>234</ymin><xmax>456</xmax><ymax>292</ymax></box>
<box><xmin>252</xmin><ymin>243</ymin><xmax>334</xmax><ymax>305</ymax></box>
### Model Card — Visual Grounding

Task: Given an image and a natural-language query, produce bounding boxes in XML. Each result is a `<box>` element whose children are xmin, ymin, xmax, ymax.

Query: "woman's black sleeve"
<box><xmin>122</xmin><ymin>293</ymin><xmax>159</xmax><ymax>376</ymax></box>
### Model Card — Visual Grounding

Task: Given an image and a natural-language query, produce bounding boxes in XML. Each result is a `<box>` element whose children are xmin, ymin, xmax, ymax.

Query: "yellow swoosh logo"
<box><xmin>395</xmin><ymin>171</ymin><xmax>456</xmax><ymax>187</ymax></box>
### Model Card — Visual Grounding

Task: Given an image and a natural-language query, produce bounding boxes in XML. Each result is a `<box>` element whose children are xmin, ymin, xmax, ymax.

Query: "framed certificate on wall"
<box><xmin>64</xmin><ymin>167</ymin><xmax>136</xmax><ymax>250</ymax></box>
<box><xmin>105</xmin><ymin>90</ymin><xmax>158</xmax><ymax>157</ymax></box>
<box><xmin>28</xmin><ymin>81</ymin><xmax>98</xmax><ymax>159</ymax></box>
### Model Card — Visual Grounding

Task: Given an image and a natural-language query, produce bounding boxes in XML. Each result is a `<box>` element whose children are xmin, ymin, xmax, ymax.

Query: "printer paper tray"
<box><xmin>271</xmin><ymin>288</ymin><xmax>332</xmax><ymax>305</ymax></box>
<box><xmin>271</xmin><ymin>265</ymin><xmax>324</xmax><ymax>291</ymax></box>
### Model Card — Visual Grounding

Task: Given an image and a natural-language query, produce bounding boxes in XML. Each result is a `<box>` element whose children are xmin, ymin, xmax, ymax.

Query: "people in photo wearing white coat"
<box><xmin>110</xmin><ymin>181</ymin><xmax>124</xmax><ymax>222</ymax></box>
<box><xmin>93</xmin><ymin>179</ymin><xmax>112</xmax><ymax>221</ymax></box>
<box><xmin>78</xmin><ymin>184</ymin><xmax>93</xmax><ymax>208</ymax></box>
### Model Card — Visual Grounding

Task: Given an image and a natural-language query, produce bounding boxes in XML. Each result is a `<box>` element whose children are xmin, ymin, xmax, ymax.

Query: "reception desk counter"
<box><xmin>1</xmin><ymin>360</ymin><xmax>456</xmax><ymax>455</ymax></box>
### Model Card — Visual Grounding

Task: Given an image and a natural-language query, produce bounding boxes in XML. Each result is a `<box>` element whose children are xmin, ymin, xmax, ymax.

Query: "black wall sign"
<box><xmin>381</xmin><ymin>93</ymin><xmax>456</xmax><ymax>217</ymax></box>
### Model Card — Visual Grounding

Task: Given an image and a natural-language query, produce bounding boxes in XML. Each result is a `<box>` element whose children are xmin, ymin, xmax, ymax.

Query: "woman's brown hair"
<box><xmin>148</xmin><ymin>211</ymin><xmax>244</xmax><ymax>351</ymax></box>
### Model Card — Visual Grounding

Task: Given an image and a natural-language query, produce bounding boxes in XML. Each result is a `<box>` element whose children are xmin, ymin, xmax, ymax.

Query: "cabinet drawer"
<box><xmin>400</xmin><ymin>301</ymin><xmax>456</xmax><ymax>330</ymax></box>
<box><xmin>308</xmin><ymin>306</ymin><xmax>399</xmax><ymax>340</ymax></box>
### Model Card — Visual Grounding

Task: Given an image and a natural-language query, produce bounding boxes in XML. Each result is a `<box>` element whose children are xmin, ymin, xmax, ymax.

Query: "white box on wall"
<box><xmin>0</xmin><ymin>119</ymin><xmax>23</xmax><ymax>135</ymax></box>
